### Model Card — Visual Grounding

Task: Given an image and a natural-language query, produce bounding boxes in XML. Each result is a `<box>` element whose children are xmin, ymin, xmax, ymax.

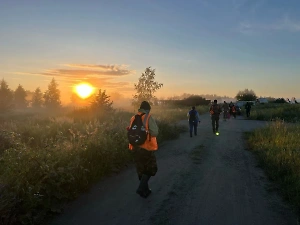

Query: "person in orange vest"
<box><xmin>127</xmin><ymin>101</ymin><xmax>159</xmax><ymax>198</ymax></box>
<box><xmin>231</xmin><ymin>104</ymin><xmax>237</xmax><ymax>118</ymax></box>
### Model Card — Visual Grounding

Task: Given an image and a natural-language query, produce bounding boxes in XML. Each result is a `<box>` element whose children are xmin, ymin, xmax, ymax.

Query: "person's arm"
<box><xmin>148</xmin><ymin>116</ymin><xmax>159</xmax><ymax>137</ymax></box>
<box><xmin>196</xmin><ymin>111</ymin><xmax>201</xmax><ymax>122</ymax></box>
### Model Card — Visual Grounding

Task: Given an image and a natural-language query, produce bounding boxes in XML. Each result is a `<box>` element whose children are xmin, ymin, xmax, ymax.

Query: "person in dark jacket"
<box><xmin>187</xmin><ymin>106</ymin><xmax>201</xmax><ymax>137</ymax></box>
<box><xmin>245</xmin><ymin>102</ymin><xmax>252</xmax><ymax>117</ymax></box>
<box><xmin>209</xmin><ymin>100</ymin><xmax>222</xmax><ymax>134</ymax></box>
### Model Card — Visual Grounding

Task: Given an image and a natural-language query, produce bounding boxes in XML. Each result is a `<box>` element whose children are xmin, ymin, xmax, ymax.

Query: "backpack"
<box><xmin>210</xmin><ymin>104</ymin><xmax>221</xmax><ymax>115</ymax></box>
<box><xmin>127</xmin><ymin>113</ymin><xmax>148</xmax><ymax>146</ymax></box>
<box><xmin>189</xmin><ymin>110</ymin><xmax>197</xmax><ymax>122</ymax></box>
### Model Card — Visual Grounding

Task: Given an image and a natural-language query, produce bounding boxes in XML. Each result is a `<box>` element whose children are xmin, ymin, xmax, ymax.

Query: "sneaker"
<box><xmin>136</xmin><ymin>188</ymin><xmax>151</xmax><ymax>198</ymax></box>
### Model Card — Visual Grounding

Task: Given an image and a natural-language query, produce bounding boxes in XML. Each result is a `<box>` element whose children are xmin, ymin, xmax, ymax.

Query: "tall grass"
<box><xmin>0</xmin><ymin>106</ymin><xmax>190</xmax><ymax>225</ymax></box>
<box><xmin>247</xmin><ymin>121</ymin><xmax>300</xmax><ymax>213</ymax></box>
<box><xmin>249</xmin><ymin>104</ymin><xmax>300</xmax><ymax>122</ymax></box>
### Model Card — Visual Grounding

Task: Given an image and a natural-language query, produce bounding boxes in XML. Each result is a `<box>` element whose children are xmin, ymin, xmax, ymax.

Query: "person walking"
<box><xmin>127</xmin><ymin>101</ymin><xmax>159</xmax><ymax>198</ymax></box>
<box><xmin>245</xmin><ymin>102</ymin><xmax>252</xmax><ymax>117</ymax></box>
<box><xmin>187</xmin><ymin>106</ymin><xmax>201</xmax><ymax>137</ymax></box>
<box><xmin>229</xmin><ymin>101</ymin><xmax>234</xmax><ymax>118</ymax></box>
<box><xmin>209</xmin><ymin>100</ymin><xmax>222</xmax><ymax>134</ymax></box>
<box><xmin>222</xmin><ymin>101</ymin><xmax>229</xmax><ymax>121</ymax></box>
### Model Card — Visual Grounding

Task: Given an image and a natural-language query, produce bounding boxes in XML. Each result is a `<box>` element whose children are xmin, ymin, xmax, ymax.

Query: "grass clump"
<box><xmin>247</xmin><ymin>121</ymin><xmax>300</xmax><ymax>213</ymax></box>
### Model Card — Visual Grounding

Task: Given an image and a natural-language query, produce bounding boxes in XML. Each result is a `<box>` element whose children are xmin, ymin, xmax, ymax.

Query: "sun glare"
<box><xmin>75</xmin><ymin>83</ymin><xmax>94</xmax><ymax>99</ymax></box>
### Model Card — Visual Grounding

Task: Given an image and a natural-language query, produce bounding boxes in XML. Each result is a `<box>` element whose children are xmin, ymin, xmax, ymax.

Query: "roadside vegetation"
<box><xmin>0</xmin><ymin>106</ymin><xmax>191</xmax><ymax>225</ymax></box>
<box><xmin>246</xmin><ymin>103</ymin><xmax>300</xmax><ymax>214</ymax></box>
<box><xmin>248</xmin><ymin>103</ymin><xmax>300</xmax><ymax>123</ymax></box>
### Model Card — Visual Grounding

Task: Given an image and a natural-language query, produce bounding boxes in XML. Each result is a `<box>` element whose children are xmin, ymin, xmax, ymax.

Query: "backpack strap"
<box><xmin>142</xmin><ymin>113</ymin><xmax>151</xmax><ymax>141</ymax></box>
<box><xmin>142</xmin><ymin>113</ymin><xmax>150</xmax><ymax>130</ymax></box>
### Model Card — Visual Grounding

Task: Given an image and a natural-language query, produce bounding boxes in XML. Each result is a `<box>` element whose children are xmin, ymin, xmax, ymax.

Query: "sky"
<box><xmin>0</xmin><ymin>0</ymin><xmax>299</xmax><ymax>104</ymax></box>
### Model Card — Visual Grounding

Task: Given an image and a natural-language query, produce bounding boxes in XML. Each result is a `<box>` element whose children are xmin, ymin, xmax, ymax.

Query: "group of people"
<box><xmin>127</xmin><ymin>100</ymin><xmax>252</xmax><ymax>199</ymax></box>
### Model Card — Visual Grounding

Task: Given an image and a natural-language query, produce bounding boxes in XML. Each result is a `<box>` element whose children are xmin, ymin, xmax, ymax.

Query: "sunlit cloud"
<box><xmin>15</xmin><ymin>64</ymin><xmax>135</xmax><ymax>97</ymax></box>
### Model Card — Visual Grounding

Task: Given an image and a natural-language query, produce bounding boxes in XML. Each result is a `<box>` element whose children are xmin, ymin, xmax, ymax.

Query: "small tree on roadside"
<box><xmin>235</xmin><ymin>89</ymin><xmax>257</xmax><ymax>101</ymax></box>
<box><xmin>32</xmin><ymin>87</ymin><xmax>44</xmax><ymax>108</ymax></box>
<box><xmin>132</xmin><ymin>67</ymin><xmax>163</xmax><ymax>107</ymax></box>
<box><xmin>90</xmin><ymin>89</ymin><xmax>113</xmax><ymax>112</ymax></box>
<box><xmin>0</xmin><ymin>79</ymin><xmax>14</xmax><ymax>112</ymax></box>
<box><xmin>14</xmin><ymin>84</ymin><xmax>28</xmax><ymax>109</ymax></box>
<box><xmin>43</xmin><ymin>78</ymin><xmax>61</xmax><ymax>109</ymax></box>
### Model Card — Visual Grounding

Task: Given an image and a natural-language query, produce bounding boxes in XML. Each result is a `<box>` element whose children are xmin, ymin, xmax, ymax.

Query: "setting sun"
<box><xmin>75</xmin><ymin>83</ymin><xmax>94</xmax><ymax>99</ymax></box>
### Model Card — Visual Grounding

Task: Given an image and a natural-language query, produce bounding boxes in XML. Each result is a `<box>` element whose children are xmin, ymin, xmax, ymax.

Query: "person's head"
<box><xmin>139</xmin><ymin>101</ymin><xmax>151</xmax><ymax>111</ymax></box>
<box><xmin>192</xmin><ymin>106</ymin><xmax>195</xmax><ymax>110</ymax></box>
<box><xmin>224</xmin><ymin>101</ymin><xmax>226</xmax><ymax>103</ymax></box>
<box><xmin>214</xmin><ymin>99</ymin><xmax>217</xmax><ymax>103</ymax></box>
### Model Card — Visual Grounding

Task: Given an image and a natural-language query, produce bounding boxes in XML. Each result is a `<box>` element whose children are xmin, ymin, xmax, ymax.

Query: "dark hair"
<box><xmin>140</xmin><ymin>101</ymin><xmax>151</xmax><ymax>110</ymax></box>
<box><xmin>214</xmin><ymin>99</ymin><xmax>217</xmax><ymax>103</ymax></box>
<box><xmin>192</xmin><ymin>106</ymin><xmax>195</xmax><ymax>110</ymax></box>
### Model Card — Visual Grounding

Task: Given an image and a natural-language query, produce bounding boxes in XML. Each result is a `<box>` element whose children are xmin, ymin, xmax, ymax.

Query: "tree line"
<box><xmin>0</xmin><ymin>78</ymin><xmax>61</xmax><ymax>112</ymax></box>
<box><xmin>0</xmin><ymin>78</ymin><xmax>115</xmax><ymax>113</ymax></box>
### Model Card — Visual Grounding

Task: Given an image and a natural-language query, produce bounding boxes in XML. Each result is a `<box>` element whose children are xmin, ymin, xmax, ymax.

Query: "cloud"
<box><xmin>17</xmin><ymin>64</ymin><xmax>134</xmax><ymax>78</ymax></box>
<box><xmin>237</xmin><ymin>15</ymin><xmax>300</xmax><ymax>34</ymax></box>
<box><xmin>15</xmin><ymin>63</ymin><xmax>135</xmax><ymax>94</ymax></box>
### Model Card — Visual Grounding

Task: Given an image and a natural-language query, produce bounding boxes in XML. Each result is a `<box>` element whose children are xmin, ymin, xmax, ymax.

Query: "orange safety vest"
<box><xmin>128</xmin><ymin>112</ymin><xmax>158</xmax><ymax>151</ymax></box>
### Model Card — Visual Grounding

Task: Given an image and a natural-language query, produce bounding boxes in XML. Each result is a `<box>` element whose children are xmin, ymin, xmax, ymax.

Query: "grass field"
<box><xmin>248</xmin><ymin>103</ymin><xmax>300</xmax><ymax>123</ymax></box>
<box><xmin>0</xmin><ymin>104</ymin><xmax>205</xmax><ymax>225</ymax></box>
<box><xmin>246</xmin><ymin>103</ymin><xmax>300</xmax><ymax>214</ymax></box>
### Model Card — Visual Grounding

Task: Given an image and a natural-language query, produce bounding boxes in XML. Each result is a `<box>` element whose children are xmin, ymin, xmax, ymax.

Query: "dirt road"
<box><xmin>50</xmin><ymin>114</ymin><xmax>298</xmax><ymax>225</ymax></box>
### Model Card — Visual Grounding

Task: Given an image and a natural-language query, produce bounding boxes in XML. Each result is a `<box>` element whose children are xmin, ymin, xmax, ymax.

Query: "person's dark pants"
<box><xmin>133</xmin><ymin>147</ymin><xmax>157</xmax><ymax>180</ymax></box>
<box><xmin>246</xmin><ymin>110</ymin><xmax>250</xmax><ymax>117</ymax></box>
<box><xmin>211</xmin><ymin>115</ymin><xmax>219</xmax><ymax>133</ymax></box>
<box><xmin>189</xmin><ymin>121</ymin><xmax>198</xmax><ymax>137</ymax></box>
<box><xmin>223</xmin><ymin>110</ymin><xmax>228</xmax><ymax>119</ymax></box>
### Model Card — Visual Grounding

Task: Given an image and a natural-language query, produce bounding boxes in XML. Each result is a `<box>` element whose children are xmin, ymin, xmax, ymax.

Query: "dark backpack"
<box><xmin>210</xmin><ymin>104</ymin><xmax>221</xmax><ymax>115</ymax></box>
<box><xmin>189</xmin><ymin>110</ymin><xmax>197</xmax><ymax>122</ymax></box>
<box><xmin>127</xmin><ymin>113</ymin><xmax>148</xmax><ymax>146</ymax></box>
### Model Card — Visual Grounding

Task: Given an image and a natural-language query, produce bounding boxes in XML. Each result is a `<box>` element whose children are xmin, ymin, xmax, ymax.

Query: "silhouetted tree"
<box><xmin>14</xmin><ymin>84</ymin><xmax>27</xmax><ymax>109</ymax></box>
<box><xmin>43</xmin><ymin>78</ymin><xmax>61</xmax><ymax>109</ymax></box>
<box><xmin>0</xmin><ymin>79</ymin><xmax>13</xmax><ymax>112</ymax></box>
<box><xmin>90</xmin><ymin>89</ymin><xmax>113</xmax><ymax>112</ymax></box>
<box><xmin>32</xmin><ymin>87</ymin><xmax>44</xmax><ymax>108</ymax></box>
<box><xmin>133</xmin><ymin>67</ymin><xmax>163</xmax><ymax>107</ymax></box>
<box><xmin>235</xmin><ymin>89</ymin><xmax>257</xmax><ymax>101</ymax></box>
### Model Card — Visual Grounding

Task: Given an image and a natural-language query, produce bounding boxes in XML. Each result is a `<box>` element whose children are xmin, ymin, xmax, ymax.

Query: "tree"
<box><xmin>32</xmin><ymin>87</ymin><xmax>44</xmax><ymax>108</ymax></box>
<box><xmin>43</xmin><ymin>78</ymin><xmax>61</xmax><ymax>109</ymax></box>
<box><xmin>133</xmin><ymin>67</ymin><xmax>163</xmax><ymax>107</ymax></box>
<box><xmin>90</xmin><ymin>89</ymin><xmax>113</xmax><ymax>112</ymax></box>
<box><xmin>235</xmin><ymin>89</ymin><xmax>257</xmax><ymax>101</ymax></box>
<box><xmin>0</xmin><ymin>79</ymin><xmax>13</xmax><ymax>112</ymax></box>
<box><xmin>14</xmin><ymin>84</ymin><xmax>28</xmax><ymax>109</ymax></box>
